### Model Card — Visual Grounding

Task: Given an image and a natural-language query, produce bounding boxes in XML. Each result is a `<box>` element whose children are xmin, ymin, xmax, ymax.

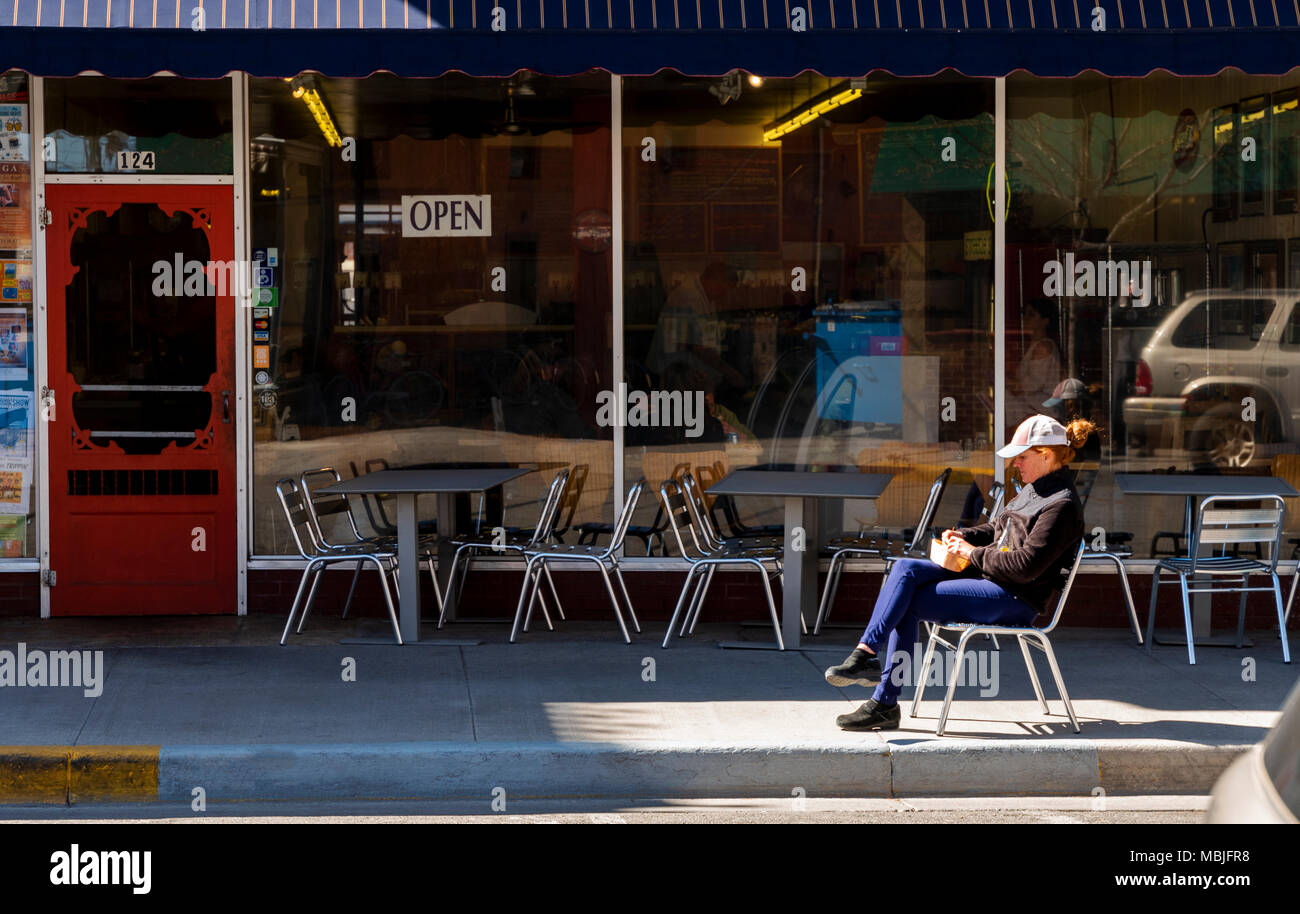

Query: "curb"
<box><xmin>0</xmin><ymin>740</ymin><xmax>1248</xmax><ymax>804</ymax></box>
<box><xmin>0</xmin><ymin>746</ymin><xmax>159</xmax><ymax>805</ymax></box>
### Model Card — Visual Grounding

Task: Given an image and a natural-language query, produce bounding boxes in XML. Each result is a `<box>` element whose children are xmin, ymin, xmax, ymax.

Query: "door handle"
<box><xmin>1265</xmin><ymin>366</ymin><xmax>1289</xmax><ymax>377</ymax></box>
<box><xmin>222</xmin><ymin>390</ymin><xmax>231</xmax><ymax>423</ymax></box>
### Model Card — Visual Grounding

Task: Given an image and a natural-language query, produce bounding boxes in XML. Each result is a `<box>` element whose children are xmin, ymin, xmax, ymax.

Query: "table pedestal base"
<box><xmin>338</xmin><ymin>637</ymin><xmax>483</xmax><ymax>646</ymax></box>
<box><xmin>1151</xmin><ymin>631</ymin><xmax>1253</xmax><ymax>648</ymax></box>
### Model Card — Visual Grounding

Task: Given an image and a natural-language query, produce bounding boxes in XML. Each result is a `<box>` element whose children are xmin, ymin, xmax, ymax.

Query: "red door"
<box><xmin>46</xmin><ymin>185</ymin><xmax>237</xmax><ymax>615</ymax></box>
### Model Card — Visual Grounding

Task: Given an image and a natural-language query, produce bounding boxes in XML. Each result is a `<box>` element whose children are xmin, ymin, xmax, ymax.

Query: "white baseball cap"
<box><xmin>998</xmin><ymin>414</ymin><xmax>1069</xmax><ymax>458</ymax></box>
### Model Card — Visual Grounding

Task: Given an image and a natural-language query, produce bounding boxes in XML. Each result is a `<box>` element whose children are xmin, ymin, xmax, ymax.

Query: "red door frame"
<box><xmin>46</xmin><ymin>184</ymin><xmax>237</xmax><ymax>615</ymax></box>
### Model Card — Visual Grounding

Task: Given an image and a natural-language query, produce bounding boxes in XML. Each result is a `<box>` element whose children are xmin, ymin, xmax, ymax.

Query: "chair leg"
<box><xmin>937</xmin><ymin>629</ymin><xmax>976</xmax><ymax>736</ymax></box>
<box><xmin>1236</xmin><ymin>577</ymin><xmax>1249</xmax><ymax>649</ymax></box>
<box><xmin>522</xmin><ymin>562</ymin><xmax>553</xmax><ymax>633</ymax></box>
<box><xmin>510</xmin><ymin>558</ymin><xmax>542</xmax><ymax>643</ymax></box>
<box><xmin>280</xmin><ymin>560</ymin><xmax>320</xmax><ymax>645</ymax></box>
<box><xmin>756</xmin><ymin>560</ymin><xmax>784</xmax><ymax>651</ymax></box>
<box><xmin>1179</xmin><ymin>574</ymin><xmax>1197</xmax><ymax>665</ymax></box>
<box><xmin>296</xmin><ymin>562</ymin><xmax>328</xmax><ymax>634</ymax></box>
<box><xmin>1034</xmin><ymin>633</ymin><xmax>1080</xmax><ymax>733</ymax></box>
<box><xmin>686</xmin><ymin>565</ymin><xmax>717</xmax><ymax>635</ymax></box>
<box><xmin>371</xmin><ymin>556</ymin><xmax>403</xmax><ymax>645</ymax></box>
<box><xmin>813</xmin><ymin>552</ymin><xmax>844</xmax><ymax>636</ymax></box>
<box><xmin>909</xmin><ymin>628</ymin><xmax>941</xmax><ymax>718</ymax></box>
<box><xmin>542</xmin><ymin>562</ymin><xmax>566</xmax><ymax>621</ymax></box>
<box><xmin>1145</xmin><ymin>568</ymin><xmax>1161</xmax><ymax>652</ymax></box>
<box><xmin>425</xmin><ymin>554</ymin><xmax>444</xmax><ymax>615</ymax></box>
<box><xmin>1018</xmin><ymin>635</ymin><xmax>1049</xmax><ymax>713</ymax></box>
<box><xmin>341</xmin><ymin>560</ymin><xmax>363</xmax><ymax>619</ymax></box>
<box><xmin>1287</xmin><ymin>570</ymin><xmax>1299</xmax><ymax>626</ymax></box>
<box><xmin>611</xmin><ymin>562</ymin><xmax>640</xmax><ymax>634</ymax></box>
<box><xmin>663</xmin><ymin>564</ymin><xmax>704</xmax><ymax>648</ymax></box>
<box><xmin>595</xmin><ymin>561</ymin><xmax>632</xmax><ymax>643</ymax></box>
<box><xmin>1272</xmin><ymin>572</ymin><xmax>1292</xmax><ymax>664</ymax></box>
<box><xmin>1116</xmin><ymin>557</ymin><xmax>1142</xmax><ymax>646</ymax></box>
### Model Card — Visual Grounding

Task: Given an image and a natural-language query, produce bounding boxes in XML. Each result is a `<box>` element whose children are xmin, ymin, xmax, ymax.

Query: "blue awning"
<box><xmin>3</xmin><ymin>0</ymin><xmax>1300</xmax><ymax>78</ymax></box>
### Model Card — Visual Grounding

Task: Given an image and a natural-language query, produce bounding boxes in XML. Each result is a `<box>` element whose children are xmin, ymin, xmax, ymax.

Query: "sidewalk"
<box><xmin>0</xmin><ymin>613</ymin><xmax>1294</xmax><ymax>804</ymax></box>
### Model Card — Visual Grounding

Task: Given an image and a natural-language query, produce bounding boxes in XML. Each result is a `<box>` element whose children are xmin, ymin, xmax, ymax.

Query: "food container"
<box><xmin>929</xmin><ymin>538</ymin><xmax>971</xmax><ymax>573</ymax></box>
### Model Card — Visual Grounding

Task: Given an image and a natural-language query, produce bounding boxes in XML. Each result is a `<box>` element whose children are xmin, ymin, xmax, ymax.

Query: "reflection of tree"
<box><xmin>1011</xmin><ymin>107</ymin><xmax>1214</xmax><ymax>243</ymax></box>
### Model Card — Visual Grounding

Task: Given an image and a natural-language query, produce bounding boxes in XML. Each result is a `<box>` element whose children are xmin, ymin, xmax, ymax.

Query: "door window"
<box><xmin>1172</xmin><ymin>298</ymin><xmax>1276</xmax><ymax>351</ymax></box>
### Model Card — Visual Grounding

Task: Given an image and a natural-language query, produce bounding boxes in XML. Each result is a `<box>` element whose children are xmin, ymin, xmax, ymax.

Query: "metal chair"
<box><xmin>275</xmin><ymin>477</ymin><xmax>403</xmax><ymax>645</ymax></box>
<box><xmin>813</xmin><ymin>468</ymin><xmax>951</xmax><ymax>635</ymax></box>
<box><xmin>575</xmin><ymin>463</ymin><xmax>684</xmax><ymax>556</ymax></box>
<box><xmin>1068</xmin><ymin>468</ymin><xmax>1142</xmax><ymax>645</ymax></box>
<box><xmin>659</xmin><ymin>477</ymin><xmax>785</xmax><ymax>649</ymax></box>
<box><xmin>1146</xmin><ymin>495</ymin><xmax>1291</xmax><ymax>665</ymax></box>
<box><xmin>911</xmin><ymin>542</ymin><xmax>1088</xmax><ymax>735</ymax></box>
<box><xmin>347</xmin><ymin>458</ymin><xmax>440</xmax><ymax>538</ymax></box>
<box><xmin>511</xmin><ymin>479</ymin><xmax>646</xmax><ymax>644</ymax></box>
<box><xmin>439</xmin><ymin>468</ymin><xmax>570</xmax><ymax>629</ymax></box>
<box><xmin>299</xmin><ymin>467</ymin><xmax>444</xmax><ymax>618</ymax></box>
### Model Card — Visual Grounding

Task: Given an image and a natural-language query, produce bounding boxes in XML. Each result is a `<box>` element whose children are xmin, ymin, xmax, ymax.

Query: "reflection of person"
<box><xmin>1009</xmin><ymin>299</ymin><xmax>1062</xmax><ymax>424</ymax></box>
<box><xmin>1042</xmin><ymin>377</ymin><xmax>1101</xmax><ymax>460</ymax></box>
<box><xmin>822</xmin><ymin>415</ymin><xmax>1093</xmax><ymax>731</ymax></box>
<box><xmin>645</xmin><ymin>262</ymin><xmax>746</xmax><ymax>392</ymax></box>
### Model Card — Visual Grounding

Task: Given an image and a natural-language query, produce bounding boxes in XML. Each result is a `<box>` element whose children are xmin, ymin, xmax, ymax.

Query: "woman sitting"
<box><xmin>823</xmin><ymin>414</ymin><xmax>1096</xmax><ymax>731</ymax></box>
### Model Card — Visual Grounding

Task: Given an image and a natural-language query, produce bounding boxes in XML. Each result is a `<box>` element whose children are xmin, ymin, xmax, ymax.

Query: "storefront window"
<box><xmin>0</xmin><ymin>72</ymin><xmax>34</xmax><ymax>559</ymax></box>
<box><xmin>250</xmin><ymin>73</ymin><xmax>612</xmax><ymax>555</ymax></box>
<box><xmin>1009</xmin><ymin>71</ymin><xmax>1300</xmax><ymax>555</ymax></box>
<box><xmin>44</xmin><ymin>77</ymin><xmax>232</xmax><ymax>174</ymax></box>
<box><xmin>621</xmin><ymin>72</ymin><xmax>997</xmax><ymax>552</ymax></box>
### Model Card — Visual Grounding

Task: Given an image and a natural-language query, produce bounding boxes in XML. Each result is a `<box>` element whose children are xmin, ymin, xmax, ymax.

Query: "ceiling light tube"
<box><xmin>763</xmin><ymin>86</ymin><xmax>862</xmax><ymax>142</ymax></box>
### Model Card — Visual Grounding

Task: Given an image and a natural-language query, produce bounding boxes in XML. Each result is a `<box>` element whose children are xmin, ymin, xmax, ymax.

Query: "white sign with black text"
<box><xmin>401</xmin><ymin>195</ymin><xmax>492</xmax><ymax>237</ymax></box>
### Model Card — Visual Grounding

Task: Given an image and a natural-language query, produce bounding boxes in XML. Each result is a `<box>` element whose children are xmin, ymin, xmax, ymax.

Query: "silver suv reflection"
<box><xmin>1122</xmin><ymin>289</ymin><xmax>1300</xmax><ymax>467</ymax></box>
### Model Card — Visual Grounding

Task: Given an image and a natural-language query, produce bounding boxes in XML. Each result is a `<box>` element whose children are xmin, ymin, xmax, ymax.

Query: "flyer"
<box><xmin>0</xmin><ymin>104</ymin><xmax>28</xmax><ymax>163</ymax></box>
<box><xmin>0</xmin><ymin>162</ymin><xmax>30</xmax><ymax>249</ymax></box>
<box><xmin>0</xmin><ymin>515</ymin><xmax>25</xmax><ymax>557</ymax></box>
<box><xmin>0</xmin><ymin>262</ymin><xmax>30</xmax><ymax>304</ymax></box>
<box><xmin>0</xmin><ymin>308</ymin><xmax>28</xmax><ymax>380</ymax></box>
<box><xmin>0</xmin><ymin>455</ymin><xmax>27</xmax><ymax>515</ymax></box>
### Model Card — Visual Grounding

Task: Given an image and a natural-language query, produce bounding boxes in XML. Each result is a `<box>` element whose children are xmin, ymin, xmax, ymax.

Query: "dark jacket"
<box><xmin>955</xmin><ymin>468</ymin><xmax>1084</xmax><ymax>614</ymax></box>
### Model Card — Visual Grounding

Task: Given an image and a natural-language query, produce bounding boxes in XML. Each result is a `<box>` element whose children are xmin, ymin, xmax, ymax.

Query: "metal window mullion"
<box><xmin>32</xmin><ymin>74</ymin><xmax>50</xmax><ymax>618</ymax></box>
<box><xmin>994</xmin><ymin>76</ymin><xmax>1007</xmax><ymax>488</ymax></box>
<box><xmin>610</xmin><ymin>72</ymin><xmax>626</xmax><ymax>557</ymax></box>
<box><xmin>234</xmin><ymin>70</ymin><xmax>251</xmax><ymax>616</ymax></box>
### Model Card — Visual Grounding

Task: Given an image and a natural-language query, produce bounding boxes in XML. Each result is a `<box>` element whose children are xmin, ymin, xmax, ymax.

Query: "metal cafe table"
<box><xmin>319</xmin><ymin>467</ymin><xmax>529</xmax><ymax>645</ymax></box>
<box><xmin>706</xmin><ymin>469</ymin><xmax>893</xmax><ymax>649</ymax></box>
<box><xmin>1114</xmin><ymin>472</ymin><xmax>1299</xmax><ymax>647</ymax></box>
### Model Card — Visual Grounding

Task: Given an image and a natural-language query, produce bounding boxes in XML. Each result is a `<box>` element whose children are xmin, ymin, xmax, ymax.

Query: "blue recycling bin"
<box><xmin>814</xmin><ymin>301</ymin><xmax>903</xmax><ymax>425</ymax></box>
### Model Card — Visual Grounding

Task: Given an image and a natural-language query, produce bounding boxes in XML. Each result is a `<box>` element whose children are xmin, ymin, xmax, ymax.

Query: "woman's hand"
<box><xmin>940</xmin><ymin>529</ymin><xmax>974</xmax><ymax>558</ymax></box>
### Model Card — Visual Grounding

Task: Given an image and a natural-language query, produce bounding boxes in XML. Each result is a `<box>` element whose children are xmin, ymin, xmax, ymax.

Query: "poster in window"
<box><xmin>0</xmin><ymin>164</ymin><xmax>30</xmax><ymax>249</ymax></box>
<box><xmin>0</xmin><ymin>103</ymin><xmax>28</xmax><ymax>163</ymax></box>
<box><xmin>0</xmin><ymin>515</ymin><xmax>24</xmax><ymax>557</ymax></box>
<box><xmin>0</xmin><ymin>307</ymin><xmax>27</xmax><ymax>381</ymax></box>
<box><xmin>0</xmin><ymin>456</ymin><xmax>27</xmax><ymax>515</ymax></box>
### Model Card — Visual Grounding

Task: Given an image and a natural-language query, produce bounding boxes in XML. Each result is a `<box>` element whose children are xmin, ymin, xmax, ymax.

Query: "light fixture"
<box><xmin>763</xmin><ymin>84</ymin><xmax>862</xmax><ymax>142</ymax></box>
<box><xmin>289</xmin><ymin>75</ymin><xmax>342</xmax><ymax>148</ymax></box>
<box><xmin>748</xmin><ymin>74</ymin><xmax>764</xmax><ymax>88</ymax></box>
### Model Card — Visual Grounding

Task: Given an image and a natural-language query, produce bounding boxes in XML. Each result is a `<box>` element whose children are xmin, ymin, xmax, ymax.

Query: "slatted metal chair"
<box><xmin>911</xmin><ymin>542</ymin><xmax>1088</xmax><ymax>735</ymax></box>
<box><xmin>1146</xmin><ymin>495</ymin><xmax>1291</xmax><ymax>665</ymax></box>
<box><xmin>1070</xmin><ymin>468</ymin><xmax>1142</xmax><ymax>645</ymax></box>
<box><xmin>275</xmin><ymin>477</ymin><xmax>403</xmax><ymax>645</ymax></box>
<box><xmin>299</xmin><ymin>467</ymin><xmax>443</xmax><ymax>620</ymax></box>
<box><xmin>511</xmin><ymin>479</ymin><xmax>646</xmax><ymax>644</ymax></box>
<box><xmin>348</xmin><ymin>458</ymin><xmax>440</xmax><ymax>538</ymax></box>
<box><xmin>813</xmin><ymin>468</ymin><xmax>951</xmax><ymax>635</ymax></box>
<box><xmin>575</xmin><ymin>463</ymin><xmax>683</xmax><ymax>556</ymax></box>
<box><xmin>439</xmin><ymin>468</ymin><xmax>570</xmax><ymax>629</ymax></box>
<box><xmin>659</xmin><ymin>477</ymin><xmax>785</xmax><ymax>649</ymax></box>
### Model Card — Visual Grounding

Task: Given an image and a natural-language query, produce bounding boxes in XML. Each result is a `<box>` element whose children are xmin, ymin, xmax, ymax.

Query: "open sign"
<box><xmin>401</xmin><ymin>195</ymin><xmax>492</xmax><ymax>238</ymax></box>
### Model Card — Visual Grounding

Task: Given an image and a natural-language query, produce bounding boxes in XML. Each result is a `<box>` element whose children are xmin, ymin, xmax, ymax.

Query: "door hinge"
<box><xmin>37</xmin><ymin>206</ymin><xmax>52</xmax><ymax>228</ymax></box>
<box><xmin>42</xmin><ymin>569</ymin><xmax>56</xmax><ymax>587</ymax></box>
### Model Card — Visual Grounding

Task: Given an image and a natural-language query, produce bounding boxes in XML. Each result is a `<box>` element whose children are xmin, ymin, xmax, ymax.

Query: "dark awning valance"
<box><xmin>4</xmin><ymin>0</ymin><xmax>1300</xmax><ymax>78</ymax></box>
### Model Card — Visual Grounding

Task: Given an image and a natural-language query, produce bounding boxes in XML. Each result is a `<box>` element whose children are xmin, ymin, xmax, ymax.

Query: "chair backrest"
<box><xmin>681</xmin><ymin>471</ymin><xmax>726</xmax><ymax>552</ymax></box>
<box><xmin>1190</xmin><ymin>495</ymin><xmax>1286</xmax><ymax>572</ymax></box>
<box><xmin>529</xmin><ymin>468</ymin><xmax>571</xmax><ymax>546</ymax></box>
<box><xmin>551</xmin><ymin>464</ymin><xmax>588</xmax><ymax>537</ymax></box>
<box><xmin>904</xmin><ymin>467</ymin><xmax>952</xmax><ymax>555</ymax></box>
<box><xmin>300</xmin><ymin>467</ymin><xmax>365</xmax><ymax>547</ymax></box>
<box><xmin>986</xmin><ymin>480</ymin><xmax>1006</xmax><ymax>520</ymax></box>
<box><xmin>349</xmin><ymin>460</ymin><xmax>397</xmax><ymax>536</ymax></box>
<box><xmin>603</xmin><ymin>478</ymin><xmax>646</xmax><ymax>557</ymax></box>
<box><xmin>659</xmin><ymin>477</ymin><xmax>709</xmax><ymax>560</ymax></box>
<box><xmin>275</xmin><ymin>477</ymin><xmax>325</xmax><ymax>560</ymax></box>
<box><xmin>1037</xmin><ymin>541</ymin><xmax>1087</xmax><ymax>634</ymax></box>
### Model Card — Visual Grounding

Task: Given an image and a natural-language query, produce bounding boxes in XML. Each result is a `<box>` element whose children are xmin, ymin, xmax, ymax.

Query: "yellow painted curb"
<box><xmin>0</xmin><ymin>746</ymin><xmax>159</xmax><ymax>804</ymax></box>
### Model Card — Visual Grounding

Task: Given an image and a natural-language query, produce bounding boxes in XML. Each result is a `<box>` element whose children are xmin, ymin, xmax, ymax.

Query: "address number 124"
<box><xmin>116</xmin><ymin>150</ymin><xmax>156</xmax><ymax>171</ymax></box>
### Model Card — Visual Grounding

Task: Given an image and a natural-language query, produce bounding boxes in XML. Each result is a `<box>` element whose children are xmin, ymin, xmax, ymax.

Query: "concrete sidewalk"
<box><xmin>0</xmin><ymin>614</ymin><xmax>1294</xmax><ymax>803</ymax></box>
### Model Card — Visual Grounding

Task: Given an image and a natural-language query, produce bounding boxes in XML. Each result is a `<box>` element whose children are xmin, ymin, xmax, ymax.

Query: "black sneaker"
<box><xmin>823</xmin><ymin>649</ymin><xmax>882</xmax><ymax>688</ymax></box>
<box><xmin>836</xmin><ymin>699</ymin><xmax>901</xmax><ymax>731</ymax></box>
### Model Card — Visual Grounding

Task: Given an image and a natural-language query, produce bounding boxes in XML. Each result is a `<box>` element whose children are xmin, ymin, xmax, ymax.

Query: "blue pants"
<box><xmin>859</xmin><ymin>558</ymin><xmax>1037</xmax><ymax>705</ymax></box>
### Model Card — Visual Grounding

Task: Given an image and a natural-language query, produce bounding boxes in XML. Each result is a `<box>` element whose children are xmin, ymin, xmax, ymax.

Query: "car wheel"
<box><xmin>1192</xmin><ymin>404</ymin><xmax>1268</xmax><ymax>468</ymax></box>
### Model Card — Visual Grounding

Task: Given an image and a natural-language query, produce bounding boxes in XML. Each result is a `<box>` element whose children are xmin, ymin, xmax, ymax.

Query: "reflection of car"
<box><xmin>1122</xmin><ymin>290</ymin><xmax>1300</xmax><ymax>467</ymax></box>
<box><xmin>1206</xmin><ymin>676</ymin><xmax>1300</xmax><ymax>823</ymax></box>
